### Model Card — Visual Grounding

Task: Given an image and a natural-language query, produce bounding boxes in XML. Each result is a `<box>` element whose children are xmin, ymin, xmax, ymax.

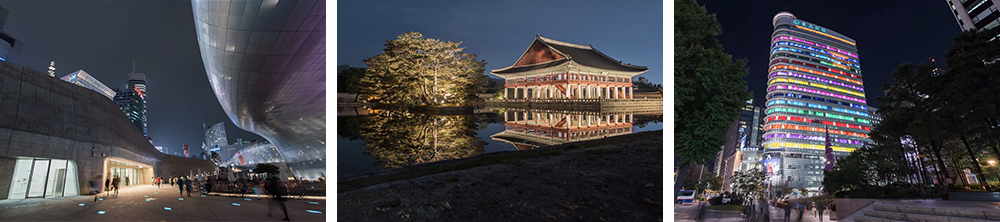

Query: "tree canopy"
<box><xmin>674</xmin><ymin>0</ymin><xmax>752</xmax><ymax>196</ymax></box>
<box><xmin>362</xmin><ymin>32</ymin><xmax>487</xmax><ymax>107</ymax></box>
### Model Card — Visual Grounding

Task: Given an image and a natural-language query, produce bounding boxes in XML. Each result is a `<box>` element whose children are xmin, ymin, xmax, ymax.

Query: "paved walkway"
<box><xmin>0</xmin><ymin>184</ymin><xmax>327</xmax><ymax>221</ymax></box>
<box><xmin>767</xmin><ymin>204</ymin><xmax>831</xmax><ymax>222</ymax></box>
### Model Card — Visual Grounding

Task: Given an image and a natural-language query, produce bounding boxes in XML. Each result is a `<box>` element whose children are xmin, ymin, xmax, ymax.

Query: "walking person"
<box><xmin>156</xmin><ymin>177</ymin><xmax>162</xmax><ymax>189</ymax></box>
<box><xmin>783</xmin><ymin>201</ymin><xmax>792</xmax><ymax>222</ymax></box>
<box><xmin>817</xmin><ymin>203</ymin><xmax>826</xmax><ymax>222</ymax></box>
<box><xmin>104</xmin><ymin>178</ymin><xmax>111</xmax><ymax>194</ymax></box>
<box><xmin>178</xmin><ymin>177</ymin><xmax>185</xmax><ymax>197</ymax></box>
<box><xmin>112</xmin><ymin>176</ymin><xmax>121</xmax><ymax>196</ymax></box>
<box><xmin>184</xmin><ymin>177</ymin><xmax>193</xmax><ymax>197</ymax></box>
<box><xmin>125</xmin><ymin>176</ymin><xmax>130</xmax><ymax>186</ymax></box>
<box><xmin>796</xmin><ymin>202</ymin><xmax>805</xmax><ymax>222</ymax></box>
<box><xmin>265</xmin><ymin>176</ymin><xmax>290</xmax><ymax>221</ymax></box>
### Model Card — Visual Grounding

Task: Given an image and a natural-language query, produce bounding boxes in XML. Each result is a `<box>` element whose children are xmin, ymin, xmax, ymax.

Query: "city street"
<box><xmin>674</xmin><ymin>201</ymin><xmax>703</xmax><ymax>221</ymax></box>
<box><xmin>0</xmin><ymin>184</ymin><xmax>326</xmax><ymax>221</ymax></box>
<box><xmin>766</xmin><ymin>204</ymin><xmax>830</xmax><ymax>222</ymax></box>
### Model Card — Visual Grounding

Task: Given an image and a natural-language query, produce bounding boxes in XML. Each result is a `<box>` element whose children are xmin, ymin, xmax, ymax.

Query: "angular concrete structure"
<box><xmin>191</xmin><ymin>0</ymin><xmax>326</xmax><ymax>180</ymax></box>
<box><xmin>0</xmin><ymin>61</ymin><xmax>216</xmax><ymax>200</ymax></box>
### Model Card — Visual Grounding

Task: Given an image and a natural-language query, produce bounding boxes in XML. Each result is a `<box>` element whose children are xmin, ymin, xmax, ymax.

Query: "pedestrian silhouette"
<box><xmin>265</xmin><ymin>176</ymin><xmax>290</xmax><ymax>221</ymax></box>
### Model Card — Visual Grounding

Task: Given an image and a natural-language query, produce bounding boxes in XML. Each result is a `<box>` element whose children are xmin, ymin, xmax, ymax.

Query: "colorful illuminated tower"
<box><xmin>48</xmin><ymin>61</ymin><xmax>55</xmax><ymax>77</ymax></box>
<box><xmin>762</xmin><ymin>12</ymin><xmax>872</xmax><ymax>192</ymax></box>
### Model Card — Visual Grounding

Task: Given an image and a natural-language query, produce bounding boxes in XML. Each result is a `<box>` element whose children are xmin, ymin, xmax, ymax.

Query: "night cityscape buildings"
<box><xmin>204</xmin><ymin>122</ymin><xmax>228</xmax><ymax>153</ymax></box>
<box><xmin>60</xmin><ymin>69</ymin><xmax>117</xmax><ymax>100</ymax></box>
<box><xmin>718</xmin><ymin>100</ymin><xmax>765</xmax><ymax>192</ymax></box>
<box><xmin>0</xmin><ymin>62</ymin><xmax>215</xmax><ymax>200</ymax></box>
<box><xmin>947</xmin><ymin>0</ymin><xmax>1000</xmax><ymax>31</ymax></box>
<box><xmin>762</xmin><ymin>12</ymin><xmax>873</xmax><ymax>193</ymax></box>
<box><xmin>112</xmin><ymin>70</ymin><xmax>148</xmax><ymax>138</ymax></box>
<box><xmin>191</xmin><ymin>0</ymin><xmax>327</xmax><ymax>180</ymax></box>
<box><xmin>0</xmin><ymin>5</ymin><xmax>22</xmax><ymax>65</ymax></box>
<box><xmin>491</xmin><ymin>35</ymin><xmax>649</xmax><ymax>100</ymax></box>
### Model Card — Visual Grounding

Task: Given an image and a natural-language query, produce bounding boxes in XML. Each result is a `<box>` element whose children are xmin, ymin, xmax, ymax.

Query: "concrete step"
<box><xmin>855</xmin><ymin>214</ymin><xmax>909</xmax><ymax>222</ymax></box>
<box><xmin>863</xmin><ymin>207</ymin><xmax>998</xmax><ymax>222</ymax></box>
<box><xmin>872</xmin><ymin>203</ymin><xmax>1000</xmax><ymax>221</ymax></box>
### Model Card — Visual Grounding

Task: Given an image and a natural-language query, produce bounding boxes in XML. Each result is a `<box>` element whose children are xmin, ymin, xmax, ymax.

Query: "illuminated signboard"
<box><xmin>763</xmin><ymin>158</ymin><xmax>781</xmax><ymax>175</ymax></box>
<box><xmin>792</xmin><ymin>19</ymin><xmax>827</xmax><ymax>33</ymax></box>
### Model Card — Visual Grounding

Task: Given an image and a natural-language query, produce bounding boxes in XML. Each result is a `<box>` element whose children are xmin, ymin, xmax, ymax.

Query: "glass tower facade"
<box><xmin>205</xmin><ymin>122</ymin><xmax>228</xmax><ymax>153</ymax></box>
<box><xmin>763</xmin><ymin>12</ymin><xmax>872</xmax><ymax>191</ymax></box>
<box><xmin>113</xmin><ymin>71</ymin><xmax>147</xmax><ymax>138</ymax></box>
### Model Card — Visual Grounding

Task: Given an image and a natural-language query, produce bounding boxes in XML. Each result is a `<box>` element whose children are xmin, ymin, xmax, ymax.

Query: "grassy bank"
<box><xmin>338</xmin><ymin>130</ymin><xmax>663</xmax><ymax>192</ymax></box>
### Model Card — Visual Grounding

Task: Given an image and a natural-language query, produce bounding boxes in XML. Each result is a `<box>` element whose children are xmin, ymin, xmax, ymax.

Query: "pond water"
<box><xmin>337</xmin><ymin>108</ymin><xmax>663</xmax><ymax>179</ymax></box>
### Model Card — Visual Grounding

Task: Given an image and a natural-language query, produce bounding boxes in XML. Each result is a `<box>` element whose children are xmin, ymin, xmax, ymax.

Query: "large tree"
<box><xmin>674</xmin><ymin>0</ymin><xmax>752</xmax><ymax>198</ymax></box>
<box><xmin>338</xmin><ymin>67</ymin><xmax>366</xmax><ymax>102</ymax></box>
<box><xmin>362</xmin><ymin>32</ymin><xmax>487</xmax><ymax>107</ymax></box>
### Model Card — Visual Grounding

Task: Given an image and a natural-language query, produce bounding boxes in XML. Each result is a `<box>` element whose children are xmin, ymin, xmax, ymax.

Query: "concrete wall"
<box><xmin>0</xmin><ymin>61</ymin><xmax>216</xmax><ymax>198</ymax></box>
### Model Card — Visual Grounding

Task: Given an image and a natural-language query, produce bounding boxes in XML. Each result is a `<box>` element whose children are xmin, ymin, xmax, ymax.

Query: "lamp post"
<box><xmin>989</xmin><ymin>160</ymin><xmax>999</xmax><ymax>185</ymax></box>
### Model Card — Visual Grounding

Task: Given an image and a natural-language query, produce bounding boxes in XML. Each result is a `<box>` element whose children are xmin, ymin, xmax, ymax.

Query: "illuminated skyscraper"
<box><xmin>205</xmin><ymin>122</ymin><xmax>228</xmax><ymax>153</ymax></box>
<box><xmin>947</xmin><ymin>0</ymin><xmax>1000</xmax><ymax>31</ymax></box>
<box><xmin>113</xmin><ymin>67</ymin><xmax>148</xmax><ymax>137</ymax></box>
<box><xmin>48</xmin><ymin>61</ymin><xmax>55</xmax><ymax>77</ymax></box>
<box><xmin>763</xmin><ymin>12</ymin><xmax>872</xmax><ymax>192</ymax></box>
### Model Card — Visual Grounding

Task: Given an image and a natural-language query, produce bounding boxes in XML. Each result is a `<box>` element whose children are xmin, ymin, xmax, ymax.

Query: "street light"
<box><xmin>989</xmin><ymin>160</ymin><xmax>999</xmax><ymax>185</ymax></box>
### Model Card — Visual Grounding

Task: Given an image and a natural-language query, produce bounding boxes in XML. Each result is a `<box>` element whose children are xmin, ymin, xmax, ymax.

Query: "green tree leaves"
<box><xmin>362</xmin><ymin>32</ymin><xmax>487</xmax><ymax>107</ymax></box>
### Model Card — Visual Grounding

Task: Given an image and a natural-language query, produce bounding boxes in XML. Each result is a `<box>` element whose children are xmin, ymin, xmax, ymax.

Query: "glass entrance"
<box><xmin>6</xmin><ymin>157</ymin><xmax>79</xmax><ymax>199</ymax></box>
<box><xmin>109</xmin><ymin>167</ymin><xmax>139</xmax><ymax>186</ymax></box>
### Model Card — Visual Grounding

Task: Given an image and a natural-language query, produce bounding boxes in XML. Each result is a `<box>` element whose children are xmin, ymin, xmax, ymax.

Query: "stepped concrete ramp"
<box><xmin>841</xmin><ymin>199</ymin><xmax>1000</xmax><ymax>222</ymax></box>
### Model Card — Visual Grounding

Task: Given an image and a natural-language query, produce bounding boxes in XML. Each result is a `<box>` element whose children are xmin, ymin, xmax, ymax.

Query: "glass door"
<box><xmin>25</xmin><ymin>159</ymin><xmax>50</xmax><ymax>198</ymax></box>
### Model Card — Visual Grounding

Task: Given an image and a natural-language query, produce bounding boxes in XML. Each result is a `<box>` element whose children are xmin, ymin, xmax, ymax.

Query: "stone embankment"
<box><xmin>338</xmin><ymin>131</ymin><xmax>664</xmax><ymax>222</ymax></box>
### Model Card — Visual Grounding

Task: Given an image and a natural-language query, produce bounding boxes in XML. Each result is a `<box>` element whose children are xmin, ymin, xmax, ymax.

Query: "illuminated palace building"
<box><xmin>492</xmin><ymin>35</ymin><xmax>648</xmax><ymax>100</ymax></box>
<box><xmin>762</xmin><ymin>12</ymin><xmax>872</xmax><ymax>193</ymax></box>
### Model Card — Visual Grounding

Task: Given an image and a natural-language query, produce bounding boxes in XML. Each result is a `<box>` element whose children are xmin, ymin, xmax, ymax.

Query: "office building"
<box><xmin>763</xmin><ymin>12</ymin><xmax>872</xmax><ymax>193</ymax></box>
<box><xmin>205</xmin><ymin>122</ymin><xmax>228</xmax><ymax>153</ymax></box>
<box><xmin>948</xmin><ymin>0</ymin><xmax>1000</xmax><ymax>31</ymax></box>
<box><xmin>0</xmin><ymin>5</ymin><xmax>22</xmax><ymax>65</ymax></box>
<box><xmin>719</xmin><ymin>100</ymin><xmax>765</xmax><ymax>192</ymax></box>
<box><xmin>60</xmin><ymin>70</ymin><xmax>116</xmax><ymax>100</ymax></box>
<box><xmin>112</xmin><ymin>67</ymin><xmax>147</xmax><ymax>137</ymax></box>
<box><xmin>192</xmin><ymin>0</ymin><xmax>327</xmax><ymax>180</ymax></box>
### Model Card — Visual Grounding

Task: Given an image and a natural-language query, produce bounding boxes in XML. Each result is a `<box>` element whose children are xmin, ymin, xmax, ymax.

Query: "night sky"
<box><xmin>697</xmin><ymin>0</ymin><xmax>960</xmax><ymax>108</ymax></box>
<box><xmin>337</xmin><ymin>0</ymin><xmax>664</xmax><ymax>85</ymax></box>
<box><xmin>0</xmin><ymin>0</ymin><xmax>263</xmax><ymax>158</ymax></box>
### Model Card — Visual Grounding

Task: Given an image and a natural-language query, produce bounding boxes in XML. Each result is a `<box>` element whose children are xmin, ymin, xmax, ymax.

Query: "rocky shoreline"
<box><xmin>338</xmin><ymin>131</ymin><xmax>664</xmax><ymax>221</ymax></box>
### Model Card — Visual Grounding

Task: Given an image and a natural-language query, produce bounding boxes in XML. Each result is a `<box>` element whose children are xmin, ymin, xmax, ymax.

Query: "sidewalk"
<box><xmin>0</xmin><ymin>184</ymin><xmax>327</xmax><ymax>221</ymax></box>
<box><xmin>767</xmin><ymin>204</ymin><xmax>831</xmax><ymax>222</ymax></box>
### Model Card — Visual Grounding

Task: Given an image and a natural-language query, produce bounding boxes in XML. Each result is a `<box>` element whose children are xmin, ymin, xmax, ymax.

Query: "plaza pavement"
<box><xmin>0</xmin><ymin>184</ymin><xmax>327</xmax><ymax>221</ymax></box>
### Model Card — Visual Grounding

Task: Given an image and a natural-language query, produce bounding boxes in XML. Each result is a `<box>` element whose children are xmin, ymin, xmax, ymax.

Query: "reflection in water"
<box><xmin>357</xmin><ymin>110</ymin><xmax>485</xmax><ymax>169</ymax></box>
<box><xmin>491</xmin><ymin>110</ymin><xmax>636</xmax><ymax>150</ymax></box>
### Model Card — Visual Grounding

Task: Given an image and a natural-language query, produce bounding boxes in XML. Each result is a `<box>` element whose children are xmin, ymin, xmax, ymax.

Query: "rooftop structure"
<box><xmin>61</xmin><ymin>69</ymin><xmax>116</xmax><ymax>100</ymax></box>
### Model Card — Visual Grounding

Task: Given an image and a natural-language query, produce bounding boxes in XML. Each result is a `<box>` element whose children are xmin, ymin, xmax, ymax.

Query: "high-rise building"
<box><xmin>763</xmin><ymin>12</ymin><xmax>872</xmax><ymax>193</ymax></box>
<box><xmin>61</xmin><ymin>70</ymin><xmax>116</xmax><ymax>100</ymax></box>
<box><xmin>205</xmin><ymin>122</ymin><xmax>228</xmax><ymax>154</ymax></box>
<box><xmin>0</xmin><ymin>5</ymin><xmax>22</xmax><ymax>65</ymax></box>
<box><xmin>113</xmin><ymin>67</ymin><xmax>147</xmax><ymax>137</ymax></box>
<box><xmin>947</xmin><ymin>0</ymin><xmax>1000</xmax><ymax>31</ymax></box>
<box><xmin>719</xmin><ymin>100</ymin><xmax>766</xmax><ymax>192</ymax></box>
<box><xmin>48</xmin><ymin>61</ymin><xmax>55</xmax><ymax>77</ymax></box>
<box><xmin>192</xmin><ymin>0</ymin><xmax>327</xmax><ymax>180</ymax></box>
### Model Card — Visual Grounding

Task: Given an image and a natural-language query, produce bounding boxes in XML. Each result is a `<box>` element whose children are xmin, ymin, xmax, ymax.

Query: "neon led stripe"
<box><xmin>769</xmin><ymin>85</ymin><xmax>866</xmax><ymax>104</ymax></box>
<box><xmin>763</xmin><ymin>141</ymin><xmax>856</xmax><ymax>152</ymax></box>
<box><xmin>771</xmin><ymin>63</ymin><xmax>861</xmax><ymax>80</ymax></box>
<box><xmin>773</xmin><ymin>42</ymin><xmax>861</xmax><ymax>66</ymax></box>
<box><xmin>765</xmin><ymin>106</ymin><xmax>871</xmax><ymax>124</ymax></box>
<box><xmin>770</xmin><ymin>64</ymin><xmax>862</xmax><ymax>84</ymax></box>
<box><xmin>795</xmin><ymin>26</ymin><xmax>856</xmax><ymax>46</ymax></box>
<box><xmin>774</xmin><ymin>53</ymin><xmax>861</xmax><ymax>74</ymax></box>
<box><xmin>765</xmin><ymin>133</ymin><xmax>863</xmax><ymax>145</ymax></box>
<box><xmin>769</xmin><ymin>78</ymin><xmax>865</xmax><ymax>98</ymax></box>
<box><xmin>771</xmin><ymin>71</ymin><xmax>863</xmax><ymax>90</ymax></box>
<box><xmin>772</xmin><ymin>47</ymin><xmax>859</xmax><ymax>69</ymax></box>
<box><xmin>765</xmin><ymin>115</ymin><xmax>871</xmax><ymax>131</ymax></box>
<box><xmin>765</xmin><ymin>123</ymin><xmax>869</xmax><ymax>139</ymax></box>
<box><xmin>776</xmin><ymin>36</ymin><xmax>858</xmax><ymax>58</ymax></box>
<box><xmin>774</xmin><ymin>42</ymin><xmax>858</xmax><ymax>63</ymax></box>
<box><xmin>768</xmin><ymin>93</ymin><xmax>869</xmax><ymax>112</ymax></box>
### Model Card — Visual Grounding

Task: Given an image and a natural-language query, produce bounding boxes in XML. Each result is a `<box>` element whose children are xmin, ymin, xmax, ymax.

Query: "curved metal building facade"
<box><xmin>191</xmin><ymin>0</ymin><xmax>326</xmax><ymax>180</ymax></box>
<box><xmin>763</xmin><ymin>12</ymin><xmax>872</xmax><ymax>190</ymax></box>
